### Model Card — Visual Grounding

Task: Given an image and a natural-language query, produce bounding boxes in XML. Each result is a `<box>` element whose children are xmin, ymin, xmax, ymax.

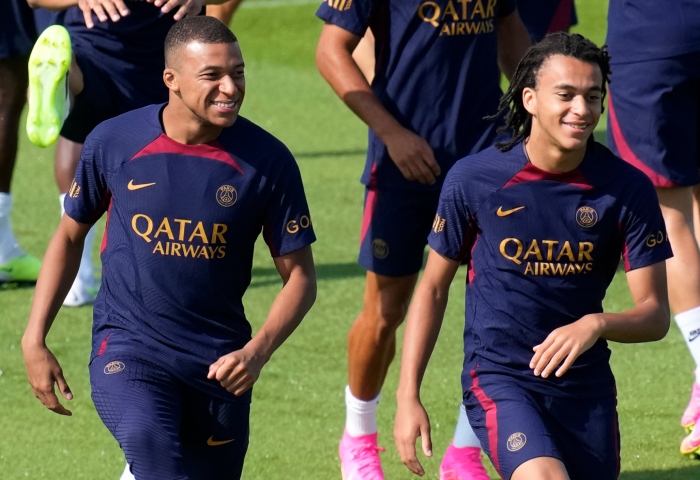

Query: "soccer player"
<box><xmin>394</xmin><ymin>32</ymin><xmax>672</xmax><ymax>480</ymax></box>
<box><xmin>0</xmin><ymin>1</ymin><xmax>42</xmax><ymax>285</ymax></box>
<box><xmin>22</xmin><ymin>16</ymin><xmax>317</xmax><ymax>480</ymax></box>
<box><xmin>25</xmin><ymin>0</ymin><xmax>222</xmax><ymax>306</ymax></box>
<box><xmin>604</xmin><ymin>1</ymin><xmax>700</xmax><ymax>455</ymax></box>
<box><xmin>315</xmin><ymin>1</ymin><xmax>531</xmax><ymax>478</ymax></box>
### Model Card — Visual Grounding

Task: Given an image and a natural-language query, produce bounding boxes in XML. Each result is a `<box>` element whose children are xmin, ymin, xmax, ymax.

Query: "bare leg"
<box><xmin>0</xmin><ymin>55</ymin><xmax>29</xmax><ymax>193</ymax></box>
<box><xmin>511</xmin><ymin>457</ymin><xmax>570</xmax><ymax>480</ymax></box>
<box><xmin>348</xmin><ymin>271</ymin><xmax>418</xmax><ymax>400</ymax></box>
<box><xmin>206</xmin><ymin>0</ymin><xmax>245</xmax><ymax>26</ymax></box>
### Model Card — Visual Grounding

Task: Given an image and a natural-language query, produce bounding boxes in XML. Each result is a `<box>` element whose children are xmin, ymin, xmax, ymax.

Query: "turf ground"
<box><xmin>1</xmin><ymin>0</ymin><xmax>700</xmax><ymax>478</ymax></box>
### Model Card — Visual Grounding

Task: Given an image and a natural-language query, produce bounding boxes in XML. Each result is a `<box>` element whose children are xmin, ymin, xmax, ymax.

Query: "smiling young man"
<box><xmin>22</xmin><ymin>16</ymin><xmax>316</xmax><ymax>480</ymax></box>
<box><xmin>394</xmin><ymin>33</ymin><xmax>672</xmax><ymax>480</ymax></box>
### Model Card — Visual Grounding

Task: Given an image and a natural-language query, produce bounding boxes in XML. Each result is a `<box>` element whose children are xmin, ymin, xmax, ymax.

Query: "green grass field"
<box><xmin>2</xmin><ymin>0</ymin><xmax>700</xmax><ymax>478</ymax></box>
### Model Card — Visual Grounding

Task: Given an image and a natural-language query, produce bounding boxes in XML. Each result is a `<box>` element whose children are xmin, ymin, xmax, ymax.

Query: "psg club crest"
<box><xmin>507</xmin><ymin>432</ymin><xmax>527</xmax><ymax>452</ymax></box>
<box><xmin>575</xmin><ymin>206</ymin><xmax>598</xmax><ymax>228</ymax></box>
<box><xmin>216</xmin><ymin>185</ymin><xmax>237</xmax><ymax>207</ymax></box>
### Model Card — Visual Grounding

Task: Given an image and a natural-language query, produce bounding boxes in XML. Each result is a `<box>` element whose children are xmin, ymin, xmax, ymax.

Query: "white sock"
<box><xmin>452</xmin><ymin>403</ymin><xmax>481</xmax><ymax>448</ymax></box>
<box><xmin>675</xmin><ymin>306</ymin><xmax>700</xmax><ymax>384</ymax></box>
<box><xmin>0</xmin><ymin>192</ymin><xmax>22</xmax><ymax>264</ymax></box>
<box><xmin>60</xmin><ymin>193</ymin><xmax>95</xmax><ymax>286</ymax></box>
<box><xmin>119</xmin><ymin>463</ymin><xmax>135</xmax><ymax>480</ymax></box>
<box><xmin>345</xmin><ymin>385</ymin><xmax>379</xmax><ymax>437</ymax></box>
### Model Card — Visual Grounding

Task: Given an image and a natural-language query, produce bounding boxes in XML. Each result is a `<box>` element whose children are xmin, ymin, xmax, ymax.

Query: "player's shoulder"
<box><xmin>588</xmin><ymin>141</ymin><xmax>656</xmax><ymax>192</ymax></box>
<box><xmin>220</xmin><ymin>116</ymin><xmax>297</xmax><ymax>167</ymax></box>
<box><xmin>447</xmin><ymin>144</ymin><xmax>528</xmax><ymax>190</ymax></box>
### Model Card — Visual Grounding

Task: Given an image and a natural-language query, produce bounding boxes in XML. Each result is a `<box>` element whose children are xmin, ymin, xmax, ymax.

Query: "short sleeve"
<box><xmin>620</xmin><ymin>176</ymin><xmax>673</xmax><ymax>271</ymax></box>
<box><xmin>64</xmin><ymin>136</ymin><xmax>111</xmax><ymax>225</ymax></box>
<box><xmin>428</xmin><ymin>167</ymin><xmax>477</xmax><ymax>262</ymax></box>
<box><xmin>316</xmin><ymin>0</ymin><xmax>374</xmax><ymax>36</ymax></box>
<box><xmin>262</xmin><ymin>154</ymin><xmax>316</xmax><ymax>257</ymax></box>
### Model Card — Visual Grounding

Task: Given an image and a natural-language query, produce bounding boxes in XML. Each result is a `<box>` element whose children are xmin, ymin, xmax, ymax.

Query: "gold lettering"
<box><xmin>152</xmin><ymin>241</ymin><xmax>165</xmax><ymax>255</ymax></box>
<box><xmin>183</xmin><ymin>244</ymin><xmax>198</xmax><ymax>257</ymax></box>
<box><xmin>500</xmin><ymin>238</ymin><xmax>523</xmax><ymax>265</ymax></box>
<box><xmin>578</xmin><ymin>242</ymin><xmax>594</xmax><ymax>261</ymax></box>
<box><xmin>217</xmin><ymin>246</ymin><xmax>226</xmax><ymax>259</ymax></box>
<box><xmin>523</xmin><ymin>239</ymin><xmax>543</xmax><ymax>261</ymax></box>
<box><xmin>585</xmin><ymin>263</ymin><xmax>593</xmax><ymax>272</ymax></box>
<box><xmin>154</xmin><ymin>218</ymin><xmax>174</xmax><ymax>241</ymax></box>
<box><xmin>418</xmin><ymin>1</ymin><xmax>441</xmax><ymax>27</ymax></box>
<box><xmin>188</xmin><ymin>221</ymin><xmax>209</xmax><ymax>244</ymax></box>
<box><xmin>440</xmin><ymin>23</ymin><xmax>452</xmax><ymax>36</ymax></box>
<box><xmin>524</xmin><ymin>262</ymin><xmax>535</xmax><ymax>275</ymax></box>
<box><xmin>486</xmin><ymin>0</ymin><xmax>496</xmax><ymax>17</ymax></box>
<box><xmin>174</xmin><ymin>219</ymin><xmax>192</xmax><ymax>241</ymax></box>
<box><xmin>551</xmin><ymin>263</ymin><xmax>566</xmax><ymax>275</ymax></box>
<box><xmin>207</xmin><ymin>246</ymin><xmax>216</xmax><ymax>257</ymax></box>
<box><xmin>132</xmin><ymin>214</ymin><xmax>153</xmax><ymax>242</ymax></box>
<box><xmin>286</xmin><ymin>220</ymin><xmax>299</xmax><ymax>234</ymax></box>
<box><xmin>300</xmin><ymin>215</ymin><xmax>311</xmax><ymax>229</ymax></box>
<box><xmin>456</xmin><ymin>22</ymin><xmax>466</xmax><ymax>35</ymax></box>
<box><xmin>471</xmin><ymin>0</ymin><xmax>485</xmax><ymax>19</ymax></box>
<box><xmin>442</xmin><ymin>1</ymin><xmax>458</xmax><ymax>20</ymax></box>
<box><xmin>197</xmin><ymin>247</ymin><xmax>210</xmax><ymax>259</ymax></box>
<box><xmin>556</xmin><ymin>241</ymin><xmax>575</xmax><ymax>262</ymax></box>
<box><xmin>542</xmin><ymin>240</ymin><xmax>558</xmax><ymax>261</ymax></box>
<box><xmin>540</xmin><ymin>263</ymin><xmax>551</xmax><ymax>275</ymax></box>
<box><xmin>171</xmin><ymin>243</ymin><xmax>182</xmax><ymax>256</ymax></box>
<box><xmin>212</xmin><ymin>223</ymin><xmax>227</xmax><ymax>244</ymax></box>
<box><xmin>457</xmin><ymin>0</ymin><xmax>470</xmax><ymax>19</ymax></box>
<box><xmin>575</xmin><ymin>263</ymin><xmax>585</xmax><ymax>273</ymax></box>
<box><xmin>566</xmin><ymin>264</ymin><xmax>576</xmax><ymax>274</ymax></box>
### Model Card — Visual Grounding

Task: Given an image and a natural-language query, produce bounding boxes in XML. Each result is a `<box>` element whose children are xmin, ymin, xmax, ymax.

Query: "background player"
<box><xmin>22</xmin><ymin>16</ymin><xmax>317</xmax><ymax>479</ymax></box>
<box><xmin>0</xmin><ymin>1</ymin><xmax>42</xmax><ymax>285</ymax></box>
<box><xmin>604</xmin><ymin>0</ymin><xmax>700</xmax><ymax>455</ymax></box>
<box><xmin>25</xmin><ymin>0</ymin><xmax>225</xmax><ymax>306</ymax></box>
<box><xmin>395</xmin><ymin>32</ymin><xmax>672</xmax><ymax>480</ymax></box>
<box><xmin>517</xmin><ymin>0</ymin><xmax>576</xmax><ymax>43</ymax></box>
<box><xmin>315</xmin><ymin>1</ymin><xmax>530</xmax><ymax>478</ymax></box>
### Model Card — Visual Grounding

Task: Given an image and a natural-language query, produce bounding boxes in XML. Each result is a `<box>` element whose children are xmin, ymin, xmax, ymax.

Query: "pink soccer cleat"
<box><xmin>439</xmin><ymin>444</ymin><xmax>490</xmax><ymax>480</ymax></box>
<box><xmin>681</xmin><ymin>382</ymin><xmax>700</xmax><ymax>433</ymax></box>
<box><xmin>339</xmin><ymin>430</ymin><xmax>386</xmax><ymax>480</ymax></box>
<box><xmin>680</xmin><ymin>424</ymin><xmax>700</xmax><ymax>458</ymax></box>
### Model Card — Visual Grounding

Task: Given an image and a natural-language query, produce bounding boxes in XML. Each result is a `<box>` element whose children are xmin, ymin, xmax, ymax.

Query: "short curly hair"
<box><xmin>164</xmin><ymin>16</ymin><xmax>238</xmax><ymax>68</ymax></box>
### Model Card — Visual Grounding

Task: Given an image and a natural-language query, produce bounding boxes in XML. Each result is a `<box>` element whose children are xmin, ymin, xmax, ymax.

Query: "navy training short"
<box><xmin>607</xmin><ymin>51</ymin><xmax>700</xmax><ymax>188</ymax></box>
<box><xmin>464</xmin><ymin>370</ymin><xmax>620</xmax><ymax>480</ymax></box>
<box><xmin>358</xmin><ymin>187</ymin><xmax>440</xmax><ymax>277</ymax></box>
<box><xmin>90</xmin><ymin>331</ymin><xmax>249</xmax><ymax>480</ymax></box>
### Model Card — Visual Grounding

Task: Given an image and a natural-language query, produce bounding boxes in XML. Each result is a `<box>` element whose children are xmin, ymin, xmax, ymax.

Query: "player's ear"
<box><xmin>163</xmin><ymin>68</ymin><xmax>179</xmax><ymax>92</ymax></box>
<box><xmin>523</xmin><ymin>87</ymin><xmax>536</xmax><ymax>115</ymax></box>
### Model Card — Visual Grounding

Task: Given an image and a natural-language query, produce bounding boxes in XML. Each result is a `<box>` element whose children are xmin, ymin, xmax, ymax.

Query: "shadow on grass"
<box><xmin>294</xmin><ymin>148</ymin><xmax>366</xmax><ymax>159</ymax></box>
<box><xmin>250</xmin><ymin>261</ymin><xmax>365</xmax><ymax>288</ymax></box>
<box><xmin>619</xmin><ymin>464</ymin><xmax>700</xmax><ymax>479</ymax></box>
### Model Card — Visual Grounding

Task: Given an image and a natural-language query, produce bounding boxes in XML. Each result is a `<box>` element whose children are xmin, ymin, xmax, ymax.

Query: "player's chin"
<box><xmin>208</xmin><ymin>112</ymin><xmax>239</xmax><ymax>128</ymax></box>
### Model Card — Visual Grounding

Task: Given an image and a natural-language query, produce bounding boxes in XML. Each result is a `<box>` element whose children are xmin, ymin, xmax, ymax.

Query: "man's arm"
<box><xmin>530</xmin><ymin>262</ymin><xmax>670</xmax><ymax>379</ymax></box>
<box><xmin>394</xmin><ymin>249</ymin><xmax>461</xmax><ymax>476</ymax></box>
<box><xmin>496</xmin><ymin>9</ymin><xmax>532</xmax><ymax>80</ymax></box>
<box><xmin>21</xmin><ymin>214</ymin><xmax>93</xmax><ymax>416</ymax></box>
<box><xmin>208</xmin><ymin>245</ymin><xmax>317</xmax><ymax>396</ymax></box>
<box><xmin>27</xmin><ymin>0</ymin><xmax>224</xmax><ymax>27</ymax></box>
<box><xmin>315</xmin><ymin>23</ymin><xmax>440</xmax><ymax>185</ymax></box>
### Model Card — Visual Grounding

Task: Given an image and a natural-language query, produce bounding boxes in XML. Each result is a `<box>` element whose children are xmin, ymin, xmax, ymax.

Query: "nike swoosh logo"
<box><xmin>127</xmin><ymin>180</ymin><xmax>156</xmax><ymax>190</ymax></box>
<box><xmin>497</xmin><ymin>206</ymin><xmax>525</xmax><ymax>217</ymax></box>
<box><xmin>207</xmin><ymin>436</ymin><xmax>234</xmax><ymax>446</ymax></box>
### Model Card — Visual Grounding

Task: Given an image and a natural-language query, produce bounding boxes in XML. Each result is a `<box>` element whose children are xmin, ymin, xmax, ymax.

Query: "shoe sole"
<box><xmin>26</xmin><ymin>25</ymin><xmax>71</xmax><ymax>148</ymax></box>
<box><xmin>0</xmin><ymin>254</ymin><xmax>42</xmax><ymax>283</ymax></box>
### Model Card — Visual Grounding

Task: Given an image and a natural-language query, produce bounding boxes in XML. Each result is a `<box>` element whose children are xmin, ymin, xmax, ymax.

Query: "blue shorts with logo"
<box><xmin>607</xmin><ymin>51</ymin><xmax>700</xmax><ymax>187</ymax></box>
<box><xmin>358</xmin><ymin>187</ymin><xmax>440</xmax><ymax>277</ymax></box>
<box><xmin>464</xmin><ymin>371</ymin><xmax>620</xmax><ymax>480</ymax></box>
<box><xmin>62</xmin><ymin>55</ymin><xmax>168</xmax><ymax>144</ymax></box>
<box><xmin>89</xmin><ymin>330</ymin><xmax>249</xmax><ymax>480</ymax></box>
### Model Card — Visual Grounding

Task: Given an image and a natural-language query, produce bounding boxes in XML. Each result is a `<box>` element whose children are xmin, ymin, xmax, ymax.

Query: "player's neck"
<box><xmin>524</xmin><ymin>133</ymin><xmax>587</xmax><ymax>173</ymax></box>
<box><xmin>161</xmin><ymin>103</ymin><xmax>224</xmax><ymax>145</ymax></box>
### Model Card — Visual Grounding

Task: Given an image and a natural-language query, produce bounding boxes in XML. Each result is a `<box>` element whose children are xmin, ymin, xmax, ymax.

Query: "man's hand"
<box><xmin>23</xmin><ymin>343</ymin><xmax>73</xmax><ymax>416</ymax></box>
<box><xmin>77</xmin><ymin>0</ymin><xmax>131</xmax><ymax>27</ymax></box>
<box><xmin>384</xmin><ymin>127</ymin><xmax>441</xmax><ymax>185</ymax></box>
<box><xmin>207</xmin><ymin>346</ymin><xmax>267</xmax><ymax>396</ymax></box>
<box><xmin>149</xmin><ymin>0</ymin><xmax>205</xmax><ymax>21</ymax></box>
<box><xmin>530</xmin><ymin>314</ymin><xmax>604</xmax><ymax>378</ymax></box>
<box><xmin>394</xmin><ymin>397</ymin><xmax>433</xmax><ymax>476</ymax></box>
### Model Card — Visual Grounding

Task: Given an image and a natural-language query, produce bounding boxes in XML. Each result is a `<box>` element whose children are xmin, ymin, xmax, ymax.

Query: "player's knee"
<box><xmin>365</xmin><ymin>299</ymin><xmax>408</xmax><ymax>332</ymax></box>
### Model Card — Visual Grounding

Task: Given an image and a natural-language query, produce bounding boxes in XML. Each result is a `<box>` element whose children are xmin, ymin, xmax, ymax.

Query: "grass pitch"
<box><xmin>1</xmin><ymin>0</ymin><xmax>699</xmax><ymax>478</ymax></box>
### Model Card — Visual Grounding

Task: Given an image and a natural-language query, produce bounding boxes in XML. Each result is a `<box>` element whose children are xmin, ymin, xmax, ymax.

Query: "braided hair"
<box><xmin>490</xmin><ymin>32</ymin><xmax>611</xmax><ymax>152</ymax></box>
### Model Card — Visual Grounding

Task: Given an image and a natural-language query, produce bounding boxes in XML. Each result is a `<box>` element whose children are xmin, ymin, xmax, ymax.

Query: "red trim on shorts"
<box><xmin>97</xmin><ymin>332</ymin><xmax>111</xmax><ymax>356</ymax></box>
<box><xmin>360</xmin><ymin>164</ymin><xmax>379</xmax><ymax>245</ymax></box>
<box><xmin>100</xmin><ymin>196</ymin><xmax>113</xmax><ymax>254</ymax></box>
<box><xmin>547</xmin><ymin>0</ymin><xmax>574</xmax><ymax>34</ymax></box>
<box><xmin>608</xmin><ymin>93</ymin><xmax>678</xmax><ymax>188</ymax></box>
<box><xmin>470</xmin><ymin>369</ymin><xmax>500</xmax><ymax>475</ymax></box>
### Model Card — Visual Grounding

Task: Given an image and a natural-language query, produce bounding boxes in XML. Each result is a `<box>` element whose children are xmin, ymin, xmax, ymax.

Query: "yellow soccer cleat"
<box><xmin>26</xmin><ymin>25</ymin><xmax>72</xmax><ymax>148</ymax></box>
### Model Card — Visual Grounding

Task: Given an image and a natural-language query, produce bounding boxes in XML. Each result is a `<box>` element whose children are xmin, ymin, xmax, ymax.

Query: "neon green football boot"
<box><xmin>26</xmin><ymin>25</ymin><xmax>72</xmax><ymax>148</ymax></box>
<box><xmin>0</xmin><ymin>253</ymin><xmax>42</xmax><ymax>284</ymax></box>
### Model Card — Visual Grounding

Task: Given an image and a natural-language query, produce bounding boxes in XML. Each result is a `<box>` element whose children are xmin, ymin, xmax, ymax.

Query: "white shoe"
<box><xmin>63</xmin><ymin>277</ymin><xmax>98</xmax><ymax>307</ymax></box>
